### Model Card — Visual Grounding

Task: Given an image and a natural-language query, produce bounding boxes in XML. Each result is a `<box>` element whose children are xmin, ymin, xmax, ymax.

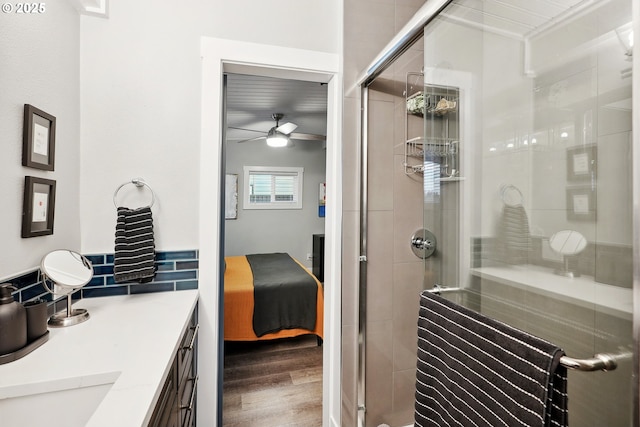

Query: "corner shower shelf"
<box><xmin>404</xmin><ymin>72</ymin><xmax>461</xmax><ymax>178</ymax></box>
<box><xmin>440</xmin><ymin>176</ymin><xmax>465</xmax><ymax>182</ymax></box>
<box><xmin>406</xmin><ymin>91</ymin><xmax>459</xmax><ymax>117</ymax></box>
<box><xmin>406</xmin><ymin>91</ymin><xmax>425</xmax><ymax>116</ymax></box>
<box><xmin>405</xmin><ymin>137</ymin><xmax>459</xmax><ymax>158</ymax></box>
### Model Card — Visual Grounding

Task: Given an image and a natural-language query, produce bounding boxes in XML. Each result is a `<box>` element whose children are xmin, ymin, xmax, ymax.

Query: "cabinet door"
<box><xmin>178</xmin><ymin>308</ymin><xmax>198</xmax><ymax>427</ymax></box>
<box><xmin>178</xmin><ymin>311</ymin><xmax>198</xmax><ymax>382</ymax></box>
<box><xmin>149</xmin><ymin>362</ymin><xmax>177</xmax><ymax>427</ymax></box>
<box><xmin>151</xmin><ymin>305</ymin><xmax>198</xmax><ymax>427</ymax></box>
<box><xmin>179</xmin><ymin>372</ymin><xmax>197</xmax><ymax>427</ymax></box>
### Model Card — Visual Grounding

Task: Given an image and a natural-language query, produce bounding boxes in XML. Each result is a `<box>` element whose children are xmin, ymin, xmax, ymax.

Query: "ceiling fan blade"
<box><xmin>276</xmin><ymin>122</ymin><xmax>298</xmax><ymax>135</ymax></box>
<box><xmin>236</xmin><ymin>136</ymin><xmax>267</xmax><ymax>143</ymax></box>
<box><xmin>290</xmin><ymin>132</ymin><xmax>325</xmax><ymax>141</ymax></box>
<box><xmin>228</xmin><ymin>126</ymin><xmax>265</xmax><ymax>134</ymax></box>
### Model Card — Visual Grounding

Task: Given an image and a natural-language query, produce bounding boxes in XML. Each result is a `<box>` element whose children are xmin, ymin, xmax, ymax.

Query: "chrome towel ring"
<box><xmin>113</xmin><ymin>178</ymin><xmax>155</xmax><ymax>209</ymax></box>
<box><xmin>500</xmin><ymin>184</ymin><xmax>523</xmax><ymax>207</ymax></box>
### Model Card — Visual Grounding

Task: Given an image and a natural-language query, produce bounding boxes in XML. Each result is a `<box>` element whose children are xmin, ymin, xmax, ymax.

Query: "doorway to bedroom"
<box><xmin>221</xmin><ymin>72</ymin><xmax>328</xmax><ymax>426</ymax></box>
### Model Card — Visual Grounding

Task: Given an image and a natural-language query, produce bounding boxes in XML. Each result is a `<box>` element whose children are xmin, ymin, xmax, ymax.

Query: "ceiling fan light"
<box><xmin>266</xmin><ymin>129</ymin><xmax>289</xmax><ymax>147</ymax></box>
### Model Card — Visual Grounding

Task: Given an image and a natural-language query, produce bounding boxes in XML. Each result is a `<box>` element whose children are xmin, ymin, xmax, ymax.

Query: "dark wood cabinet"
<box><xmin>149</xmin><ymin>305</ymin><xmax>198</xmax><ymax>427</ymax></box>
<box><xmin>151</xmin><ymin>361</ymin><xmax>178</xmax><ymax>427</ymax></box>
<box><xmin>178</xmin><ymin>308</ymin><xmax>198</xmax><ymax>427</ymax></box>
<box><xmin>312</xmin><ymin>234</ymin><xmax>325</xmax><ymax>282</ymax></box>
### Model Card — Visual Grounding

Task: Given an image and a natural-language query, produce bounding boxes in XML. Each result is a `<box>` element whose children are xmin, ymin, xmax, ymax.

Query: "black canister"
<box><xmin>24</xmin><ymin>299</ymin><xmax>48</xmax><ymax>342</ymax></box>
<box><xmin>0</xmin><ymin>284</ymin><xmax>27</xmax><ymax>355</ymax></box>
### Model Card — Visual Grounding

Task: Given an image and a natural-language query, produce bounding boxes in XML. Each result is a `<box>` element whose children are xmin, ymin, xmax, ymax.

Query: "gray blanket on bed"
<box><xmin>246</xmin><ymin>253</ymin><xmax>317</xmax><ymax>337</ymax></box>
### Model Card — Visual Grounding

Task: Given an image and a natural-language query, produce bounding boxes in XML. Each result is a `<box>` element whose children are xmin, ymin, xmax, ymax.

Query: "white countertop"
<box><xmin>0</xmin><ymin>289</ymin><xmax>199</xmax><ymax>427</ymax></box>
<box><xmin>471</xmin><ymin>265</ymin><xmax>631</xmax><ymax>318</ymax></box>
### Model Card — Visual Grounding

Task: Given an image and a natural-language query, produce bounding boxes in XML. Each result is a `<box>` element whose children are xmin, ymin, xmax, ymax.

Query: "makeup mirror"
<box><xmin>40</xmin><ymin>250</ymin><xmax>93</xmax><ymax>327</ymax></box>
<box><xmin>549</xmin><ymin>230</ymin><xmax>587</xmax><ymax>278</ymax></box>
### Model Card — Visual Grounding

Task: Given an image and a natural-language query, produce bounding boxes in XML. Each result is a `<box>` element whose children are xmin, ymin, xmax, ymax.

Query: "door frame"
<box><xmin>198</xmin><ymin>37</ymin><xmax>342</xmax><ymax>427</ymax></box>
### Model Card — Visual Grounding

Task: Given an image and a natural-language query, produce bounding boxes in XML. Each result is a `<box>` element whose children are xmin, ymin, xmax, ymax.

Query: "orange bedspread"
<box><xmin>223</xmin><ymin>255</ymin><xmax>324</xmax><ymax>341</ymax></box>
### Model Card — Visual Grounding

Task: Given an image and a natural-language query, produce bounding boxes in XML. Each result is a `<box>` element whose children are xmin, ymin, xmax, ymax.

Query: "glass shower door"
<box><xmin>423</xmin><ymin>0</ymin><xmax>634</xmax><ymax>425</ymax></box>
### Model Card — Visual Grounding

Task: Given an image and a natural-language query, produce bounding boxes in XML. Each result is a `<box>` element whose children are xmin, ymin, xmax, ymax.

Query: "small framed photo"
<box><xmin>22</xmin><ymin>176</ymin><xmax>56</xmax><ymax>238</ymax></box>
<box><xmin>22</xmin><ymin>104</ymin><xmax>56</xmax><ymax>171</ymax></box>
<box><xmin>566</xmin><ymin>186</ymin><xmax>595</xmax><ymax>221</ymax></box>
<box><xmin>567</xmin><ymin>144</ymin><xmax>596</xmax><ymax>182</ymax></box>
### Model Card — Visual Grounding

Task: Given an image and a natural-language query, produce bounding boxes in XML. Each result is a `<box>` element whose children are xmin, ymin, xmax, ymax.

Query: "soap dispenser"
<box><xmin>0</xmin><ymin>284</ymin><xmax>27</xmax><ymax>355</ymax></box>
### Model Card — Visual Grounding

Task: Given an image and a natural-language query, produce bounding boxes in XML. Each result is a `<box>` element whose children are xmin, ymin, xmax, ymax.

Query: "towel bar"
<box><xmin>558</xmin><ymin>353</ymin><xmax>618</xmax><ymax>371</ymax></box>
<box><xmin>425</xmin><ymin>284</ymin><xmax>631</xmax><ymax>372</ymax></box>
<box><xmin>427</xmin><ymin>284</ymin><xmax>465</xmax><ymax>295</ymax></box>
<box><xmin>113</xmin><ymin>178</ymin><xmax>155</xmax><ymax>208</ymax></box>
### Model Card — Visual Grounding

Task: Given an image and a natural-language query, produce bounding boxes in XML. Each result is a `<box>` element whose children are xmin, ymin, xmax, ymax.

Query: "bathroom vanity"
<box><xmin>471</xmin><ymin>264</ymin><xmax>632</xmax><ymax>316</ymax></box>
<box><xmin>0</xmin><ymin>289</ymin><xmax>199</xmax><ymax>427</ymax></box>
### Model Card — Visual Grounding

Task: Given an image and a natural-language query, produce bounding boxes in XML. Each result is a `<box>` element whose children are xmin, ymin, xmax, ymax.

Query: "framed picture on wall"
<box><xmin>22</xmin><ymin>104</ymin><xmax>56</xmax><ymax>171</ymax></box>
<box><xmin>22</xmin><ymin>176</ymin><xmax>56</xmax><ymax>238</ymax></box>
<box><xmin>566</xmin><ymin>186</ymin><xmax>595</xmax><ymax>221</ymax></box>
<box><xmin>566</xmin><ymin>144</ymin><xmax>596</xmax><ymax>182</ymax></box>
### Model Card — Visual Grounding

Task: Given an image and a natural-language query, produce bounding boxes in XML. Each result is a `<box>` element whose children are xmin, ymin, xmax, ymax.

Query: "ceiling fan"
<box><xmin>232</xmin><ymin>113</ymin><xmax>325</xmax><ymax>147</ymax></box>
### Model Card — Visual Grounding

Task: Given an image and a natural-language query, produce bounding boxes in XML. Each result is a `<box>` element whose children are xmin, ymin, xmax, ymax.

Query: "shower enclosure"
<box><xmin>356</xmin><ymin>1</ymin><xmax>637</xmax><ymax>426</ymax></box>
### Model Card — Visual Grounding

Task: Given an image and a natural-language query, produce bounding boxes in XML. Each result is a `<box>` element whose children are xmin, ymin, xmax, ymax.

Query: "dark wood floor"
<box><xmin>222</xmin><ymin>335</ymin><xmax>323</xmax><ymax>427</ymax></box>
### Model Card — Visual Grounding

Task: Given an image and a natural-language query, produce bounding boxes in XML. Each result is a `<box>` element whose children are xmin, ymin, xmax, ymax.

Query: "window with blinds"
<box><xmin>243</xmin><ymin>166</ymin><xmax>304</xmax><ymax>209</ymax></box>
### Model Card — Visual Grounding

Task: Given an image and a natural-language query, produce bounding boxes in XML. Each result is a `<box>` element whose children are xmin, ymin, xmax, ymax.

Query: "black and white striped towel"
<box><xmin>415</xmin><ymin>291</ymin><xmax>568</xmax><ymax>427</ymax></box>
<box><xmin>497</xmin><ymin>204</ymin><xmax>531</xmax><ymax>265</ymax></box>
<box><xmin>114</xmin><ymin>206</ymin><xmax>156</xmax><ymax>283</ymax></box>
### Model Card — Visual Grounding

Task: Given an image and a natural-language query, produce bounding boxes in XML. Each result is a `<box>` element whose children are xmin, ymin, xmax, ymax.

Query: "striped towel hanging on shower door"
<box><xmin>415</xmin><ymin>291</ymin><xmax>568</xmax><ymax>427</ymax></box>
<box><xmin>496</xmin><ymin>204</ymin><xmax>531</xmax><ymax>264</ymax></box>
<box><xmin>114</xmin><ymin>206</ymin><xmax>156</xmax><ymax>283</ymax></box>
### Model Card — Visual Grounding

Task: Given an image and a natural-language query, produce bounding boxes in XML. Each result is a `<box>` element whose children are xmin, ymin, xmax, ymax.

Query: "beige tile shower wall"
<box><xmin>595</xmin><ymin>38</ymin><xmax>633</xmax><ymax>246</ymax></box>
<box><xmin>365</xmin><ymin>27</ymin><xmax>426</xmax><ymax>427</ymax></box>
<box><xmin>529</xmin><ymin>65</ymin><xmax>598</xmax><ymax>242</ymax></box>
<box><xmin>525</xmin><ymin>0</ymin><xmax>633</xmax><ymax>250</ymax></box>
<box><xmin>476</xmin><ymin>15</ymin><xmax>632</xmax><ymax>276</ymax></box>
<box><xmin>365</xmin><ymin>52</ymin><xmax>426</xmax><ymax>427</ymax></box>
<box><xmin>479</xmin><ymin>33</ymin><xmax>535</xmax><ymax>240</ymax></box>
<box><xmin>342</xmin><ymin>0</ymin><xmax>426</xmax><ymax>425</ymax></box>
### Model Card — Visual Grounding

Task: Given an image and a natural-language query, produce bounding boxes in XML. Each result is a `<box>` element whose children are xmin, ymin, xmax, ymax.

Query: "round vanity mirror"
<box><xmin>41</xmin><ymin>250</ymin><xmax>93</xmax><ymax>327</ymax></box>
<box><xmin>549</xmin><ymin>230</ymin><xmax>587</xmax><ymax>256</ymax></box>
<box><xmin>549</xmin><ymin>230</ymin><xmax>587</xmax><ymax>278</ymax></box>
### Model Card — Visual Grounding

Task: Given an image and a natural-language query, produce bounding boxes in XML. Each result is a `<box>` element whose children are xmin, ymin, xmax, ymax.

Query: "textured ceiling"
<box><xmin>441</xmin><ymin>0</ymin><xmax>592</xmax><ymax>39</ymax></box>
<box><xmin>225</xmin><ymin>73</ymin><xmax>328</xmax><ymax>143</ymax></box>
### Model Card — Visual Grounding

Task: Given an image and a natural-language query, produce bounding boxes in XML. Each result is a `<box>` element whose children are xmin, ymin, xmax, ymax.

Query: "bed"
<box><xmin>223</xmin><ymin>253</ymin><xmax>324</xmax><ymax>342</ymax></box>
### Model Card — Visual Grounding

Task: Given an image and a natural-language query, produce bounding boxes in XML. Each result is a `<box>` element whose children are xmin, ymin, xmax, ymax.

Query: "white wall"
<box><xmin>0</xmin><ymin>0</ymin><xmax>340</xmax><ymax>271</ymax></box>
<box><xmin>79</xmin><ymin>0</ymin><xmax>340</xmax><ymax>254</ymax></box>
<box><xmin>225</xmin><ymin>141</ymin><xmax>326</xmax><ymax>268</ymax></box>
<box><xmin>79</xmin><ymin>1</ymin><xmax>207</xmax><ymax>252</ymax></box>
<box><xmin>0</xmin><ymin>3</ymin><xmax>81</xmax><ymax>278</ymax></box>
<box><xmin>80</xmin><ymin>4</ymin><xmax>342</xmax><ymax>427</ymax></box>
<box><xmin>1</xmin><ymin>3</ymin><xmax>341</xmax><ymax>426</ymax></box>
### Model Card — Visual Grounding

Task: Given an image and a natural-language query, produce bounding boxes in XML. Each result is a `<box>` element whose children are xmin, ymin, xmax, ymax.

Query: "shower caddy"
<box><xmin>404</xmin><ymin>71</ymin><xmax>461</xmax><ymax>180</ymax></box>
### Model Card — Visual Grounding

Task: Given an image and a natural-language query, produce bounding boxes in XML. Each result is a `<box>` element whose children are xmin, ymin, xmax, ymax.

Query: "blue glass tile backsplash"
<box><xmin>3</xmin><ymin>250</ymin><xmax>199</xmax><ymax>308</ymax></box>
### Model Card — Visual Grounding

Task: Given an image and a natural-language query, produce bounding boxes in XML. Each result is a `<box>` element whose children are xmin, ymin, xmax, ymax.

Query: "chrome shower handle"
<box><xmin>410</xmin><ymin>229</ymin><xmax>437</xmax><ymax>259</ymax></box>
<box><xmin>412</xmin><ymin>236</ymin><xmax>434</xmax><ymax>250</ymax></box>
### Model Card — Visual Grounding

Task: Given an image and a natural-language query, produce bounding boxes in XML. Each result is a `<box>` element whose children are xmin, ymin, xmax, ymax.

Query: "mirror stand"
<box><xmin>554</xmin><ymin>256</ymin><xmax>580</xmax><ymax>279</ymax></box>
<box><xmin>48</xmin><ymin>292</ymin><xmax>90</xmax><ymax>327</ymax></box>
<box><xmin>549</xmin><ymin>230</ymin><xmax>587</xmax><ymax>279</ymax></box>
<box><xmin>40</xmin><ymin>250</ymin><xmax>94</xmax><ymax>328</ymax></box>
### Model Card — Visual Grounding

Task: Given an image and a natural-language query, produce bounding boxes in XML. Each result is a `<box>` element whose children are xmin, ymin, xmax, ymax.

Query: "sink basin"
<box><xmin>0</xmin><ymin>372</ymin><xmax>120</xmax><ymax>427</ymax></box>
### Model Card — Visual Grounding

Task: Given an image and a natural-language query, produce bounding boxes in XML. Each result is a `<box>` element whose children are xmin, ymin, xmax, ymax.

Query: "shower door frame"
<box><xmin>356</xmin><ymin>3</ymin><xmax>453</xmax><ymax>426</ymax></box>
<box><xmin>355</xmin><ymin>1</ymin><xmax>640</xmax><ymax>426</ymax></box>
